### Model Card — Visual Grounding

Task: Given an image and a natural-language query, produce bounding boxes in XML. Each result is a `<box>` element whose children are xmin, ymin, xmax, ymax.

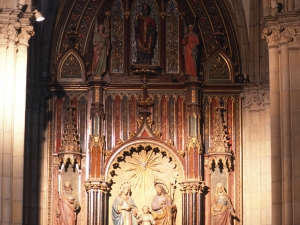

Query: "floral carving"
<box><xmin>241</xmin><ymin>87</ymin><xmax>267</xmax><ymax>109</ymax></box>
<box><xmin>262</xmin><ymin>24</ymin><xmax>299</xmax><ymax>46</ymax></box>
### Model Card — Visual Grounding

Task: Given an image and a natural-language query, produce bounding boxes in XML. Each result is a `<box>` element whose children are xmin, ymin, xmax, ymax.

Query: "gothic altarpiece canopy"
<box><xmin>49</xmin><ymin>0</ymin><xmax>243</xmax><ymax>224</ymax></box>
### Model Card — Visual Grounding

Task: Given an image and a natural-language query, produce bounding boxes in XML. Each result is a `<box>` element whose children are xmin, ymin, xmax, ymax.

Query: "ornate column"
<box><xmin>88</xmin><ymin>79</ymin><xmax>106</xmax><ymax>178</ymax></box>
<box><xmin>241</xmin><ymin>85</ymin><xmax>271</xmax><ymax>225</ymax></box>
<box><xmin>179</xmin><ymin>181</ymin><xmax>204</xmax><ymax>225</ymax></box>
<box><xmin>185</xmin><ymin>78</ymin><xmax>202</xmax><ymax>180</ymax></box>
<box><xmin>85</xmin><ymin>181</ymin><xmax>109</xmax><ymax>225</ymax></box>
<box><xmin>262</xmin><ymin>19</ymin><xmax>300</xmax><ymax>224</ymax></box>
<box><xmin>179</xmin><ymin>77</ymin><xmax>204</xmax><ymax>225</ymax></box>
<box><xmin>0</xmin><ymin>8</ymin><xmax>34</xmax><ymax>225</ymax></box>
<box><xmin>86</xmin><ymin>77</ymin><xmax>108</xmax><ymax>225</ymax></box>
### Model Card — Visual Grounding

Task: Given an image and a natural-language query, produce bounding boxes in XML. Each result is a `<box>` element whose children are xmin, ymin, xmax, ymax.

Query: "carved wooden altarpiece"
<box><xmin>48</xmin><ymin>0</ymin><xmax>243</xmax><ymax>224</ymax></box>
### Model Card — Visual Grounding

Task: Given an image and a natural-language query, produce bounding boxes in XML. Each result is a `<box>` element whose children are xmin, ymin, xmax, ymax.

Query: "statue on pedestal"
<box><xmin>182</xmin><ymin>24</ymin><xmax>199</xmax><ymax>77</ymax></box>
<box><xmin>134</xmin><ymin>3</ymin><xmax>156</xmax><ymax>65</ymax></box>
<box><xmin>211</xmin><ymin>183</ymin><xmax>236</xmax><ymax>225</ymax></box>
<box><xmin>57</xmin><ymin>181</ymin><xmax>80</xmax><ymax>225</ymax></box>
<box><xmin>92</xmin><ymin>23</ymin><xmax>110</xmax><ymax>76</ymax></box>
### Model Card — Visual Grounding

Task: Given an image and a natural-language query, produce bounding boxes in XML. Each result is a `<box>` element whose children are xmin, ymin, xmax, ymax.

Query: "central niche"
<box><xmin>107</xmin><ymin>143</ymin><xmax>183</xmax><ymax>225</ymax></box>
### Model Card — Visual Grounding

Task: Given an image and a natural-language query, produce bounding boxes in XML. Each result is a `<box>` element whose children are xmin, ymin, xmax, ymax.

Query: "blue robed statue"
<box><xmin>112</xmin><ymin>181</ymin><xmax>140</xmax><ymax>225</ymax></box>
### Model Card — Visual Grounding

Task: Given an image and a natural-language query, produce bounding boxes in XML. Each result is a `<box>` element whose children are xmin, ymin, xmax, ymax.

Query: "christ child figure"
<box><xmin>139</xmin><ymin>206</ymin><xmax>156</xmax><ymax>225</ymax></box>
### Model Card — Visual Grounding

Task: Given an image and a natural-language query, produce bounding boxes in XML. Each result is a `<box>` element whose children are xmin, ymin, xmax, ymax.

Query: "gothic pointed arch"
<box><xmin>57</xmin><ymin>49</ymin><xmax>85</xmax><ymax>82</ymax></box>
<box><xmin>205</xmin><ymin>50</ymin><xmax>234</xmax><ymax>83</ymax></box>
<box><xmin>105</xmin><ymin>138</ymin><xmax>185</xmax><ymax>224</ymax></box>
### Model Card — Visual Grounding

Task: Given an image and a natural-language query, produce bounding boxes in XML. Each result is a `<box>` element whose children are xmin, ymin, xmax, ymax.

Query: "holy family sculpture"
<box><xmin>112</xmin><ymin>179</ymin><xmax>177</xmax><ymax>225</ymax></box>
<box><xmin>111</xmin><ymin>180</ymin><xmax>236</xmax><ymax>225</ymax></box>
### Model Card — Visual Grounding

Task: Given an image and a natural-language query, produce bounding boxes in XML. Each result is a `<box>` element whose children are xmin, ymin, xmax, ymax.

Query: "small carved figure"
<box><xmin>139</xmin><ymin>206</ymin><xmax>156</xmax><ymax>225</ymax></box>
<box><xmin>211</xmin><ymin>183</ymin><xmax>236</xmax><ymax>225</ymax></box>
<box><xmin>92</xmin><ymin>23</ymin><xmax>110</xmax><ymax>76</ymax></box>
<box><xmin>57</xmin><ymin>181</ymin><xmax>80</xmax><ymax>225</ymax></box>
<box><xmin>151</xmin><ymin>179</ymin><xmax>177</xmax><ymax>225</ymax></box>
<box><xmin>182</xmin><ymin>24</ymin><xmax>199</xmax><ymax>77</ymax></box>
<box><xmin>134</xmin><ymin>3</ymin><xmax>156</xmax><ymax>65</ymax></box>
<box><xmin>112</xmin><ymin>181</ymin><xmax>140</xmax><ymax>225</ymax></box>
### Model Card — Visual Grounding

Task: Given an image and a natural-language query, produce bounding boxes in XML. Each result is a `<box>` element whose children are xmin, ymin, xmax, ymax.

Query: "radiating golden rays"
<box><xmin>126</xmin><ymin>150</ymin><xmax>162</xmax><ymax>198</ymax></box>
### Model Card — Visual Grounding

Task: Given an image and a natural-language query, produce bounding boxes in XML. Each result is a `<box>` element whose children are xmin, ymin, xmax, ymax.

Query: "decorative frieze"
<box><xmin>241</xmin><ymin>86</ymin><xmax>269</xmax><ymax>110</ymax></box>
<box><xmin>85</xmin><ymin>180</ymin><xmax>109</xmax><ymax>192</ymax></box>
<box><xmin>179</xmin><ymin>180</ymin><xmax>205</xmax><ymax>193</ymax></box>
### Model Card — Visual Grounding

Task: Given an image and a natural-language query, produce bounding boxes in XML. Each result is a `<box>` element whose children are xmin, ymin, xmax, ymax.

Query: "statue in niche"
<box><xmin>211</xmin><ymin>183</ymin><xmax>236</xmax><ymax>225</ymax></box>
<box><xmin>134</xmin><ymin>3</ymin><xmax>156</xmax><ymax>65</ymax></box>
<box><xmin>139</xmin><ymin>206</ymin><xmax>156</xmax><ymax>225</ymax></box>
<box><xmin>92</xmin><ymin>22</ymin><xmax>110</xmax><ymax>76</ymax></box>
<box><xmin>182</xmin><ymin>24</ymin><xmax>199</xmax><ymax>77</ymax></box>
<box><xmin>151</xmin><ymin>179</ymin><xmax>177</xmax><ymax>225</ymax></box>
<box><xmin>57</xmin><ymin>181</ymin><xmax>80</xmax><ymax>225</ymax></box>
<box><xmin>112</xmin><ymin>181</ymin><xmax>140</xmax><ymax>225</ymax></box>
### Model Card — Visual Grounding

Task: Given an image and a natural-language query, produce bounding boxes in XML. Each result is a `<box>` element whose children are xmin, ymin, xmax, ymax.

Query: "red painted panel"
<box><xmin>71</xmin><ymin>96</ymin><xmax>78</xmax><ymax>126</ymax></box>
<box><xmin>91</xmin><ymin>146</ymin><xmax>100</xmax><ymax>178</ymax></box>
<box><xmin>211</xmin><ymin>97</ymin><xmax>219</xmax><ymax>143</ymax></box>
<box><xmin>129</xmin><ymin>95</ymin><xmax>137</xmax><ymax>134</ymax></box>
<box><xmin>188</xmin><ymin>147</ymin><xmax>194</xmax><ymax>177</ymax></box>
<box><xmin>114</xmin><ymin>95</ymin><xmax>121</xmax><ymax>145</ymax></box>
<box><xmin>177</xmin><ymin>96</ymin><xmax>184</xmax><ymax>151</ymax></box>
<box><xmin>56</xmin><ymin>97</ymin><xmax>63</xmax><ymax>153</ymax></box>
<box><xmin>161</xmin><ymin>96</ymin><xmax>168</xmax><ymax>141</ymax></box>
<box><xmin>227</xmin><ymin>97</ymin><xmax>234</xmax><ymax>152</ymax></box>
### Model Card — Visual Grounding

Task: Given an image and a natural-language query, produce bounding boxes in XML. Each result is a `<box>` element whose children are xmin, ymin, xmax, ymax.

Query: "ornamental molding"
<box><xmin>241</xmin><ymin>86</ymin><xmax>269</xmax><ymax>110</ymax></box>
<box><xmin>0</xmin><ymin>22</ymin><xmax>20</xmax><ymax>42</ymax></box>
<box><xmin>18</xmin><ymin>25</ymin><xmax>34</xmax><ymax>45</ymax></box>
<box><xmin>179</xmin><ymin>180</ymin><xmax>205</xmax><ymax>193</ymax></box>
<box><xmin>85</xmin><ymin>180</ymin><xmax>109</xmax><ymax>192</ymax></box>
<box><xmin>262</xmin><ymin>23</ymin><xmax>300</xmax><ymax>46</ymax></box>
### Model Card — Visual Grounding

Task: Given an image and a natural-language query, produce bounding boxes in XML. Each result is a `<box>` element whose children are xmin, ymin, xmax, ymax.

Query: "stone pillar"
<box><xmin>179</xmin><ymin>181</ymin><xmax>204</xmax><ymax>225</ymax></box>
<box><xmin>263</xmin><ymin>21</ymin><xmax>300</xmax><ymax>224</ymax></box>
<box><xmin>241</xmin><ymin>85</ymin><xmax>271</xmax><ymax>225</ymax></box>
<box><xmin>0</xmin><ymin>9</ymin><xmax>34</xmax><ymax>225</ymax></box>
<box><xmin>85</xmin><ymin>181</ymin><xmax>109</xmax><ymax>225</ymax></box>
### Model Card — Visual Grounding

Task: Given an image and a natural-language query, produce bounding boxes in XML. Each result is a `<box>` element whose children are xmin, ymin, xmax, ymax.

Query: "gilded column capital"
<box><xmin>179</xmin><ymin>180</ymin><xmax>205</xmax><ymax>193</ymax></box>
<box><xmin>85</xmin><ymin>180</ymin><xmax>109</xmax><ymax>192</ymax></box>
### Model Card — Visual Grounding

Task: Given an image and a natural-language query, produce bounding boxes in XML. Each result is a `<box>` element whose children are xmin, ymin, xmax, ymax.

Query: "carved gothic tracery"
<box><xmin>61</xmin><ymin>53</ymin><xmax>82</xmax><ymax>78</ymax></box>
<box><xmin>111</xmin><ymin>0</ymin><xmax>124</xmax><ymax>73</ymax></box>
<box><xmin>166</xmin><ymin>0</ymin><xmax>179</xmax><ymax>73</ymax></box>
